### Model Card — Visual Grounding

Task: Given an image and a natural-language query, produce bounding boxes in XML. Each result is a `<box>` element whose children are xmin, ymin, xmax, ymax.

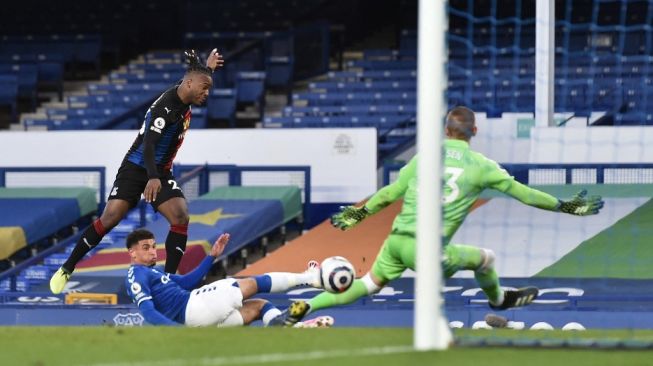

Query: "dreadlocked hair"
<box><xmin>184</xmin><ymin>49</ymin><xmax>213</xmax><ymax>76</ymax></box>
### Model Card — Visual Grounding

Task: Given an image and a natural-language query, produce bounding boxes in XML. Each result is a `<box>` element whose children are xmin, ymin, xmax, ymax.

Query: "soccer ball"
<box><xmin>320</xmin><ymin>256</ymin><xmax>355</xmax><ymax>293</ymax></box>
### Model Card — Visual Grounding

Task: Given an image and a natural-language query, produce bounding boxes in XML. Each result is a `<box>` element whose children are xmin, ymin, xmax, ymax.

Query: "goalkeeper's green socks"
<box><xmin>444</xmin><ymin>244</ymin><xmax>505</xmax><ymax>306</ymax></box>
<box><xmin>308</xmin><ymin>279</ymin><xmax>369</xmax><ymax>312</ymax></box>
<box><xmin>475</xmin><ymin>267</ymin><xmax>504</xmax><ymax>306</ymax></box>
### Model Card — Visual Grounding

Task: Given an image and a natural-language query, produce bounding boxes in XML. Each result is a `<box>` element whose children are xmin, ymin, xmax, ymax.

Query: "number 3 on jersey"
<box><xmin>443</xmin><ymin>167</ymin><xmax>464</xmax><ymax>204</ymax></box>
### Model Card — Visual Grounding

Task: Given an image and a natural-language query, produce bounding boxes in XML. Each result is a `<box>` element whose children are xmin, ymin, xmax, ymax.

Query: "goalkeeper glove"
<box><xmin>557</xmin><ymin>189</ymin><xmax>604</xmax><ymax>216</ymax></box>
<box><xmin>330</xmin><ymin>205</ymin><xmax>371</xmax><ymax>230</ymax></box>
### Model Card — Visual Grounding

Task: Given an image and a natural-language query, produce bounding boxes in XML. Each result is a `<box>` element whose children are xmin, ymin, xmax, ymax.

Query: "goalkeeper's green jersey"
<box><xmin>365</xmin><ymin>139</ymin><xmax>560</xmax><ymax>244</ymax></box>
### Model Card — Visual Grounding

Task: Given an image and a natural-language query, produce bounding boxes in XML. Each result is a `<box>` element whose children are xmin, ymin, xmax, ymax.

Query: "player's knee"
<box><xmin>99</xmin><ymin>212</ymin><xmax>122</xmax><ymax>229</ymax></box>
<box><xmin>361</xmin><ymin>273</ymin><xmax>383</xmax><ymax>295</ymax></box>
<box><xmin>179</xmin><ymin>212</ymin><xmax>190</xmax><ymax>225</ymax></box>
<box><xmin>239</xmin><ymin>299</ymin><xmax>266</xmax><ymax>325</ymax></box>
<box><xmin>477</xmin><ymin>248</ymin><xmax>496</xmax><ymax>273</ymax></box>
<box><xmin>168</xmin><ymin>211</ymin><xmax>189</xmax><ymax>226</ymax></box>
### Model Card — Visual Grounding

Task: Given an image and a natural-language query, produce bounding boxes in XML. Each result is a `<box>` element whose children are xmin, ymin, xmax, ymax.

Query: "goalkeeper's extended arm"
<box><xmin>485</xmin><ymin>159</ymin><xmax>604</xmax><ymax>216</ymax></box>
<box><xmin>502</xmin><ymin>181</ymin><xmax>604</xmax><ymax>216</ymax></box>
<box><xmin>331</xmin><ymin>157</ymin><xmax>417</xmax><ymax>230</ymax></box>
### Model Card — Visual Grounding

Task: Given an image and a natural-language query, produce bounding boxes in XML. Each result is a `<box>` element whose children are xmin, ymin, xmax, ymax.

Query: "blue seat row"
<box><xmin>283</xmin><ymin>104</ymin><xmax>416</xmax><ymax>116</ymax></box>
<box><xmin>292</xmin><ymin>91</ymin><xmax>416</xmax><ymax>106</ymax></box>
<box><xmin>327</xmin><ymin>70</ymin><xmax>416</xmax><ymax>81</ymax></box>
<box><xmin>309</xmin><ymin>80</ymin><xmax>416</xmax><ymax>92</ymax></box>
<box><xmin>263</xmin><ymin>115</ymin><xmax>411</xmax><ymax>128</ymax></box>
<box><xmin>347</xmin><ymin>60</ymin><xmax>416</xmax><ymax>70</ymax></box>
<box><xmin>0</xmin><ymin>33</ymin><xmax>101</xmax><ymax>71</ymax></box>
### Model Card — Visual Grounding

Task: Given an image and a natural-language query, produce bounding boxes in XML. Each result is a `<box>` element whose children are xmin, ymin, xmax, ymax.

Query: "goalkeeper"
<box><xmin>277</xmin><ymin>106</ymin><xmax>604</xmax><ymax>325</ymax></box>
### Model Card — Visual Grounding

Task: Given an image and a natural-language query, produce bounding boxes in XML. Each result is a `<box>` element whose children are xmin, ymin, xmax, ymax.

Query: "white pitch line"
<box><xmin>90</xmin><ymin>345</ymin><xmax>415</xmax><ymax>366</ymax></box>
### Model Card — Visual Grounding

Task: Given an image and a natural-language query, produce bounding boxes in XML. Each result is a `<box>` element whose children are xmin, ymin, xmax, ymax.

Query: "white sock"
<box><xmin>262</xmin><ymin>307</ymin><xmax>282</xmax><ymax>326</ymax></box>
<box><xmin>490</xmin><ymin>291</ymin><xmax>505</xmax><ymax>307</ymax></box>
<box><xmin>265</xmin><ymin>272</ymin><xmax>310</xmax><ymax>292</ymax></box>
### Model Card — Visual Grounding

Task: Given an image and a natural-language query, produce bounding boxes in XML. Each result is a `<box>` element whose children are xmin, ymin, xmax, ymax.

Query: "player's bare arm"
<box><xmin>206</xmin><ymin>48</ymin><xmax>224</xmax><ymax>71</ymax></box>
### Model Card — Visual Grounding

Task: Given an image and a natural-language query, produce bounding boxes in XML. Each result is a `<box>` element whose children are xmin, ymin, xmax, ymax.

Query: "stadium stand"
<box><xmin>0</xmin><ymin>187</ymin><xmax>97</xmax><ymax>261</ymax></box>
<box><xmin>0</xmin><ymin>164</ymin><xmax>310</xmax><ymax>294</ymax></box>
<box><xmin>445</xmin><ymin>0</ymin><xmax>653</xmax><ymax>123</ymax></box>
<box><xmin>262</xmin><ymin>48</ymin><xmax>418</xmax><ymax>161</ymax></box>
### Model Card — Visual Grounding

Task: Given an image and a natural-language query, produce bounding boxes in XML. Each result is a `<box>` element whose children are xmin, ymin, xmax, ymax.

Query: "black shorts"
<box><xmin>108</xmin><ymin>161</ymin><xmax>185</xmax><ymax>210</ymax></box>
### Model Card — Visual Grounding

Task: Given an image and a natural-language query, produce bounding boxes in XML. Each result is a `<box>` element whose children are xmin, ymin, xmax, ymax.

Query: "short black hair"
<box><xmin>126</xmin><ymin>229</ymin><xmax>155</xmax><ymax>249</ymax></box>
<box><xmin>446</xmin><ymin>106</ymin><xmax>476</xmax><ymax>140</ymax></box>
<box><xmin>184</xmin><ymin>49</ymin><xmax>213</xmax><ymax>76</ymax></box>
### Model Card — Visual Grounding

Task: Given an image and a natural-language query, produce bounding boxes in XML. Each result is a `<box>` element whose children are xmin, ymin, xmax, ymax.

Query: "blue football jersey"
<box><xmin>126</xmin><ymin>265</ymin><xmax>191</xmax><ymax>323</ymax></box>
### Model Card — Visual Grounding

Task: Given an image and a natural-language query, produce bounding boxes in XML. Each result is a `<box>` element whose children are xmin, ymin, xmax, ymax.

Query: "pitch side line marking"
<box><xmin>92</xmin><ymin>345</ymin><xmax>415</xmax><ymax>366</ymax></box>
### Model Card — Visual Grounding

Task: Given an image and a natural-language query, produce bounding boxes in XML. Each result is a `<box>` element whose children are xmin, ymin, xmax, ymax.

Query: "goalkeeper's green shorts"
<box><xmin>371</xmin><ymin>233</ymin><xmax>485</xmax><ymax>282</ymax></box>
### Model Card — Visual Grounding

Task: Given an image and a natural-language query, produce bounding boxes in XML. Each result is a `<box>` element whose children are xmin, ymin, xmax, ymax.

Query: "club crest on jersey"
<box><xmin>131</xmin><ymin>282</ymin><xmax>142</xmax><ymax>294</ymax></box>
<box><xmin>150</xmin><ymin>117</ymin><xmax>166</xmax><ymax>133</ymax></box>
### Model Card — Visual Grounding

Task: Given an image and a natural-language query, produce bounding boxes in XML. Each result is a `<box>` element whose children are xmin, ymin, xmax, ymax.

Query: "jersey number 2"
<box><xmin>443</xmin><ymin>167</ymin><xmax>464</xmax><ymax>204</ymax></box>
<box><xmin>168</xmin><ymin>180</ymin><xmax>181</xmax><ymax>191</ymax></box>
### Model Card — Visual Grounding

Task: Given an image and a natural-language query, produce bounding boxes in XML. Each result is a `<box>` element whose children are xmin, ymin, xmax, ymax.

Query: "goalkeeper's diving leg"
<box><xmin>275</xmin><ymin>272</ymin><xmax>385</xmax><ymax>326</ymax></box>
<box><xmin>444</xmin><ymin>244</ymin><xmax>539</xmax><ymax>310</ymax></box>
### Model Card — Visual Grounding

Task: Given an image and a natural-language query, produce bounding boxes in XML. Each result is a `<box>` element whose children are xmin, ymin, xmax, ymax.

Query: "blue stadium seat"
<box><xmin>191</xmin><ymin>107</ymin><xmax>208</xmax><ymax>129</ymax></box>
<box><xmin>347</xmin><ymin>60</ymin><xmax>416</xmax><ymax>70</ymax></box>
<box><xmin>236</xmin><ymin>71</ymin><xmax>266</xmax><ymax>103</ymax></box>
<box><xmin>309</xmin><ymin>80</ymin><xmax>416</xmax><ymax>92</ymax></box>
<box><xmin>110</xmin><ymin>71</ymin><xmax>183</xmax><ymax>84</ymax></box>
<box><xmin>363</xmin><ymin>49</ymin><xmax>400</xmax><ymax>61</ymax></box>
<box><xmin>73</xmin><ymin>34</ymin><xmax>102</xmax><ymax>75</ymax></box>
<box><xmin>291</xmin><ymin>116</ymin><xmax>324</xmax><ymax>128</ymax></box>
<box><xmin>293</xmin><ymin>91</ymin><xmax>417</xmax><ymax>106</ymax></box>
<box><xmin>23</xmin><ymin>119</ymin><xmax>53</xmax><ymax>130</ymax></box>
<box><xmin>36</xmin><ymin>53</ymin><xmax>65</xmax><ymax>101</ymax></box>
<box><xmin>263</xmin><ymin>116</ymin><xmax>294</xmax><ymax>128</ymax></box>
<box><xmin>0</xmin><ymin>75</ymin><xmax>18</xmax><ymax>120</ymax></box>
<box><xmin>614</xmin><ymin>112</ymin><xmax>653</xmax><ymax>125</ymax></box>
<box><xmin>327</xmin><ymin>70</ymin><xmax>416</xmax><ymax>81</ymax></box>
<box><xmin>0</xmin><ymin>64</ymin><xmax>38</xmax><ymax>109</ymax></box>
<box><xmin>265</xmin><ymin>56</ymin><xmax>294</xmax><ymax>88</ymax></box>
<box><xmin>207</xmin><ymin>88</ymin><xmax>237</xmax><ymax>127</ymax></box>
<box><xmin>68</xmin><ymin>95</ymin><xmax>110</xmax><ymax>108</ymax></box>
<box><xmin>22</xmin><ymin>265</ymin><xmax>52</xmax><ymax>284</ymax></box>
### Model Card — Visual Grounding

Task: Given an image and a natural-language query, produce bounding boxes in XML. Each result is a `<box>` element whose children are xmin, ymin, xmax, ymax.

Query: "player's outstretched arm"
<box><xmin>556</xmin><ymin>189</ymin><xmax>604</xmax><ymax>216</ymax></box>
<box><xmin>171</xmin><ymin>233</ymin><xmax>230</xmax><ymax>289</ymax></box>
<box><xmin>497</xmin><ymin>178</ymin><xmax>604</xmax><ymax>216</ymax></box>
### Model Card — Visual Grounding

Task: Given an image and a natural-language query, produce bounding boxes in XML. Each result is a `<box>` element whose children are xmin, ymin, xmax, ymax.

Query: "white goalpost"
<box><xmin>414</xmin><ymin>0</ymin><xmax>452</xmax><ymax>350</ymax></box>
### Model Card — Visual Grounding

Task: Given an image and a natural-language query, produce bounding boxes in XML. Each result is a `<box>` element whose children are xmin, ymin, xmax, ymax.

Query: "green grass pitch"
<box><xmin>2</xmin><ymin>327</ymin><xmax>653</xmax><ymax>366</ymax></box>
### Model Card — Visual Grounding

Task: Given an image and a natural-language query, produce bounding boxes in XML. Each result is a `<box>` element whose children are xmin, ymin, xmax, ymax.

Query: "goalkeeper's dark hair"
<box><xmin>446</xmin><ymin>106</ymin><xmax>476</xmax><ymax>140</ymax></box>
<box><xmin>126</xmin><ymin>229</ymin><xmax>155</xmax><ymax>249</ymax></box>
<box><xmin>184</xmin><ymin>49</ymin><xmax>212</xmax><ymax>76</ymax></box>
